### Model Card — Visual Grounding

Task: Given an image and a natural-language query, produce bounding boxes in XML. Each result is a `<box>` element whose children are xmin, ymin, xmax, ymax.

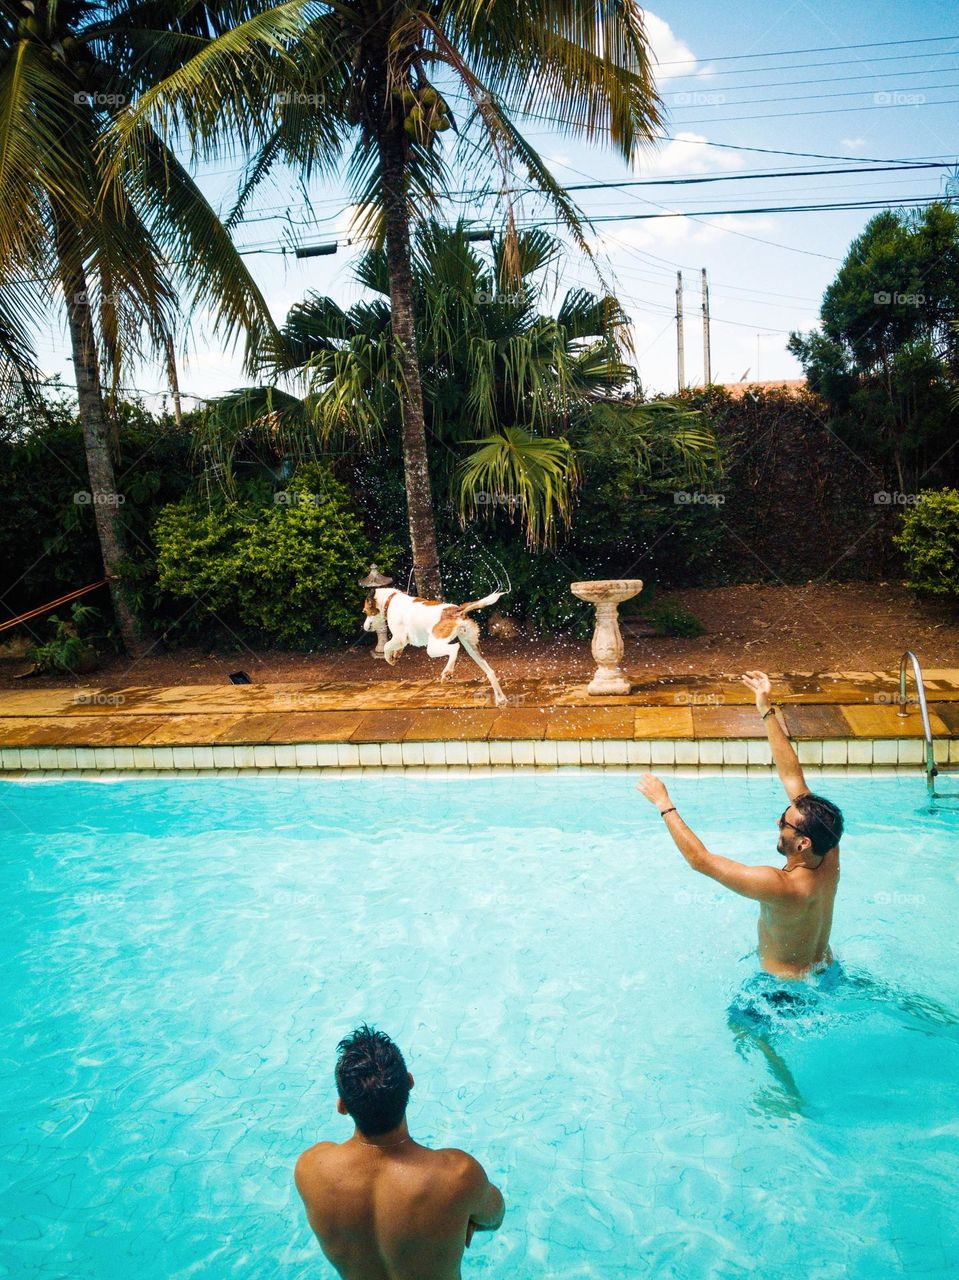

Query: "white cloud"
<box><xmin>636</xmin><ymin>130</ymin><xmax>743</xmax><ymax>177</ymax></box>
<box><xmin>592</xmin><ymin>210</ymin><xmax>777</xmax><ymax>257</ymax></box>
<box><xmin>643</xmin><ymin>13</ymin><xmax>700</xmax><ymax>82</ymax></box>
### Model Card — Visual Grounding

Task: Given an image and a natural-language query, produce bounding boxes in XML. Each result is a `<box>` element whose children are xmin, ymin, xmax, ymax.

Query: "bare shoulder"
<box><xmin>294</xmin><ymin>1141</ymin><xmax>337</xmax><ymax>1190</ymax></box>
<box><xmin>433</xmin><ymin>1147</ymin><xmax>488</xmax><ymax>1189</ymax></box>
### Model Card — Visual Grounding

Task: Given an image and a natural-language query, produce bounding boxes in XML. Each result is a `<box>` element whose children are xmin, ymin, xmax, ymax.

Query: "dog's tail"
<box><xmin>458</xmin><ymin>590</ymin><xmax>505</xmax><ymax>615</ymax></box>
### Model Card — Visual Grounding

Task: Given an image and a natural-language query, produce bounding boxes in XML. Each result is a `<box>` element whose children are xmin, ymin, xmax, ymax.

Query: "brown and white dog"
<box><xmin>362</xmin><ymin>587</ymin><xmax>507</xmax><ymax>706</ymax></box>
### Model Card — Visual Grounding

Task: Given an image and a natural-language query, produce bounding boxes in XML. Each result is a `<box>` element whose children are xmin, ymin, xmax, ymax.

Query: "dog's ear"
<box><xmin>363</xmin><ymin>591</ymin><xmax>378</xmax><ymax>614</ymax></box>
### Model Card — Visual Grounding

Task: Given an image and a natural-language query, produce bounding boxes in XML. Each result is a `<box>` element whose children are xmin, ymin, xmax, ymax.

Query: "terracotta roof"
<box><xmin>713</xmin><ymin>378</ymin><xmax>808</xmax><ymax>399</ymax></box>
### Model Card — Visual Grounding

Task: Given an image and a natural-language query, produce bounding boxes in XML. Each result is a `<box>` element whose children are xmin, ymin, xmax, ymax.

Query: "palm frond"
<box><xmin>456</xmin><ymin>424</ymin><xmax>578</xmax><ymax>544</ymax></box>
<box><xmin>109</xmin><ymin>124</ymin><xmax>281</xmax><ymax>373</ymax></box>
<box><xmin>0</xmin><ymin>38</ymin><xmax>88</xmax><ymax>269</ymax></box>
<box><xmin>100</xmin><ymin>0</ymin><xmax>322</xmax><ymax>186</ymax></box>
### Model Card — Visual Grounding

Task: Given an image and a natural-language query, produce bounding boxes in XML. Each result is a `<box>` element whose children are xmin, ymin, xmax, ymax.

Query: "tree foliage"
<box><xmin>789</xmin><ymin>203</ymin><xmax>959</xmax><ymax>490</ymax></box>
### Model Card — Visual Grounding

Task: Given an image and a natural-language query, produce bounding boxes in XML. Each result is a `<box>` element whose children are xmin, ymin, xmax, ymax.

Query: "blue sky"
<box><xmin>38</xmin><ymin>2</ymin><xmax>959</xmax><ymax>407</ymax></box>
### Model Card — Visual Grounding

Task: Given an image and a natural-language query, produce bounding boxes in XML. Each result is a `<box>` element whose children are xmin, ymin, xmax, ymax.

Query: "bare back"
<box><xmin>758</xmin><ymin>847</ymin><xmax>840</xmax><ymax>977</ymax></box>
<box><xmin>295</xmin><ymin>1139</ymin><xmax>481</xmax><ymax>1280</ymax></box>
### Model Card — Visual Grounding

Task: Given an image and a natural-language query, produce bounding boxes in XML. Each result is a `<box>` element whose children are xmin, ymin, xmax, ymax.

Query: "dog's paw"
<box><xmin>494</xmin><ymin>693</ymin><xmax>508</xmax><ymax>707</ymax></box>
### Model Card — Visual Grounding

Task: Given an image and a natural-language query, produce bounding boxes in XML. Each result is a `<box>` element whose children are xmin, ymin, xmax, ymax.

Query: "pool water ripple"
<box><xmin>1</xmin><ymin>774</ymin><xmax>957</xmax><ymax>1279</ymax></box>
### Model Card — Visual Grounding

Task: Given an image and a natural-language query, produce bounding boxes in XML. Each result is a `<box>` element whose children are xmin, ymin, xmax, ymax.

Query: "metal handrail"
<box><xmin>898</xmin><ymin>650</ymin><xmax>936</xmax><ymax>794</ymax></box>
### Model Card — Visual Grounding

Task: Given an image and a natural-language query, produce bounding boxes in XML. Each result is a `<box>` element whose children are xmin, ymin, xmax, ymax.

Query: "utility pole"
<box><xmin>676</xmin><ymin>270</ymin><xmax>685</xmax><ymax>390</ymax></box>
<box><xmin>701</xmin><ymin>268</ymin><xmax>711</xmax><ymax>386</ymax></box>
<box><xmin>164</xmin><ymin>334</ymin><xmax>183</xmax><ymax>427</ymax></box>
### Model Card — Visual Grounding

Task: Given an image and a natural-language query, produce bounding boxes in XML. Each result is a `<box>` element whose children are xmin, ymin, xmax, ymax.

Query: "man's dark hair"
<box><xmin>794</xmin><ymin>793</ymin><xmax>844</xmax><ymax>856</ymax></box>
<box><xmin>335</xmin><ymin>1025</ymin><xmax>410</xmax><ymax>1137</ymax></box>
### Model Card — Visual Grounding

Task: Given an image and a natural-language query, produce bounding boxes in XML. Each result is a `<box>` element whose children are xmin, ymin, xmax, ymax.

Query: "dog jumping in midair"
<box><xmin>362</xmin><ymin>588</ymin><xmax>507</xmax><ymax>706</ymax></box>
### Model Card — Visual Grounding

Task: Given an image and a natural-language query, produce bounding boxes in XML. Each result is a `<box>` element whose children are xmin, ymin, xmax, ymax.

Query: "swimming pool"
<box><xmin>2</xmin><ymin>774</ymin><xmax>957</xmax><ymax>1279</ymax></box>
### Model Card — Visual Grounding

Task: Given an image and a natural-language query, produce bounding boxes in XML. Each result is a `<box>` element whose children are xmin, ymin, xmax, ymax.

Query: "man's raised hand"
<box><xmin>742</xmin><ymin>670</ymin><xmax>772</xmax><ymax>711</ymax></box>
<box><xmin>636</xmin><ymin>772</ymin><xmax>671</xmax><ymax>811</ymax></box>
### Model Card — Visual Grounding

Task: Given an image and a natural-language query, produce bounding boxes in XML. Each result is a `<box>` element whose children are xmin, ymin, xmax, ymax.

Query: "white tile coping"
<box><xmin>1</xmin><ymin>737</ymin><xmax>957</xmax><ymax>774</ymax></box>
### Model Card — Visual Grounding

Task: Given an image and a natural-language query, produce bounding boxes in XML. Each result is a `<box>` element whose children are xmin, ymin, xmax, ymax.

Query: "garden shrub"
<box><xmin>894</xmin><ymin>488</ymin><xmax>959</xmax><ymax>598</ymax></box>
<box><xmin>153</xmin><ymin>464</ymin><xmax>393</xmax><ymax>645</ymax></box>
<box><xmin>639</xmin><ymin>601</ymin><xmax>706</xmax><ymax>638</ymax></box>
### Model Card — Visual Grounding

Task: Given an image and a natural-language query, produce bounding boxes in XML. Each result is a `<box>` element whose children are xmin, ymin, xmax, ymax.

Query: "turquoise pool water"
<box><xmin>1</xmin><ymin>774</ymin><xmax>957</xmax><ymax>1279</ymax></box>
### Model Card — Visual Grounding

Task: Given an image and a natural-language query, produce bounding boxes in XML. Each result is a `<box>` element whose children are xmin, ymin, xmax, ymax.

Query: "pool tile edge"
<box><xmin>1</xmin><ymin>735</ymin><xmax>956</xmax><ymax>775</ymax></box>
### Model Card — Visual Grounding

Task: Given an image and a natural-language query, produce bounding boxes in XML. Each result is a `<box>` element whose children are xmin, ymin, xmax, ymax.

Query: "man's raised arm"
<box><xmin>742</xmin><ymin>670</ymin><xmax>808</xmax><ymax>802</ymax></box>
<box><xmin>636</xmin><ymin>774</ymin><xmax>794</xmax><ymax>903</ymax></box>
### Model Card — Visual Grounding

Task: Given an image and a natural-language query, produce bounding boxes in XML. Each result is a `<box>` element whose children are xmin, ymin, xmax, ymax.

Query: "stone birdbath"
<box><xmin>570</xmin><ymin>579</ymin><xmax>644</xmax><ymax>696</ymax></box>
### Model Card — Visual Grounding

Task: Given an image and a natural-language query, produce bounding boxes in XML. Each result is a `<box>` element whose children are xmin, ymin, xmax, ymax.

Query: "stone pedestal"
<box><xmin>570</xmin><ymin>579</ymin><xmax>644</xmax><ymax>696</ymax></box>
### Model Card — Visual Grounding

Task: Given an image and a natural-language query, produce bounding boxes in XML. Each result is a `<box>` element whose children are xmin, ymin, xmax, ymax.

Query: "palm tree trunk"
<box><xmin>52</xmin><ymin>207</ymin><xmax>148</xmax><ymax>655</ymax></box>
<box><xmin>376</xmin><ymin>124</ymin><xmax>442</xmax><ymax>597</ymax></box>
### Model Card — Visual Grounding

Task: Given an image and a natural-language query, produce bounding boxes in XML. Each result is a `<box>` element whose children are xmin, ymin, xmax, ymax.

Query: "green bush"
<box><xmin>640</xmin><ymin>601</ymin><xmax>706</xmax><ymax>638</ymax></box>
<box><xmin>894</xmin><ymin>488</ymin><xmax>959</xmax><ymax>597</ymax></box>
<box><xmin>153</xmin><ymin>464</ymin><xmax>393</xmax><ymax>645</ymax></box>
<box><xmin>0</xmin><ymin>389</ymin><xmax>195</xmax><ymax>633</ymax></box>
<box><xmin>28</xmin><ymin>603</ymin><xmax>102</xmax><ymax>674</ymax></box>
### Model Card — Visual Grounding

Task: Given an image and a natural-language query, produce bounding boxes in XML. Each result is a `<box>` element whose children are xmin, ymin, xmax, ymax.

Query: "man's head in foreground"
<box><xmin>777</xmin><ymin>793</ymin><xmax>844</xmax><ymax>863</ymax></box>
<box><xmin>335</xmin><ymin>1024</ymin><xmax>413</xmax><ymax>1137</ymax></box>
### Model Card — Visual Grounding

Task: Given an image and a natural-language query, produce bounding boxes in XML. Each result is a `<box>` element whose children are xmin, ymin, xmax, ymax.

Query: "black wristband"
<box><xmin>762</xmin><ymin>707</ymin><xmax>776</xmax><ymax>720</ymax></box>
<box><xmin>660</xmin><ymin>806</ymin><xmax>678</xmax><ymax>818</ymax></box>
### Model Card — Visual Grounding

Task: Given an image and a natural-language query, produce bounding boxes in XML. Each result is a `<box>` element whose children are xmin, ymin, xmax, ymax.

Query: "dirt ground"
<box><xmin>2</xmin><ymin>581</ymin><xmax>957</xmax><ymax>690</ymax></box>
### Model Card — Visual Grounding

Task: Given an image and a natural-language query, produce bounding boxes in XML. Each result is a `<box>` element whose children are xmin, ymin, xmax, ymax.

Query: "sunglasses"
<box><xmin>778</xmin><ymin>809</ymin><xmax>806</xmax><ymax>835</ymax></box>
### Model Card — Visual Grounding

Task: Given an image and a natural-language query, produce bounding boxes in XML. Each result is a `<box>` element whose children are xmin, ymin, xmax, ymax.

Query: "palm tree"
<box><xmin>109</xmin><ymin>0</ymin><xmax>664</xmax><ymax>595</ymax></box>
<box><xmin>0</xmin><ymin>0</ymin><xmax>311</xmax><ymax>650</ymax></box>
<box><xmin>198</xmin><ymin>221</ymin><xmax>714</xmax><ymax>545</ymax></box>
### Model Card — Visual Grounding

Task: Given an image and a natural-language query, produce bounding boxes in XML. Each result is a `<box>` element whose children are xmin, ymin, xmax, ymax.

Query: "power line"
<box><xmin>653</xmin><ymin>137</ymin><xmax>955</xmax><ymax>164</ymax></box>
<box><xmin>226</xmin><ymin>160</ymin><xmax>948</xmax><ymax>232</ymax></box>
<box><xmin>669</xmin><ymin>81</ymin><xmax>959</xmax><ymax>110</ymax></box>
<box><xmin>663</xmin><ymin>94</ymin><xmax>959</xmax><ymax>127</ymax></box>
<box><xmin>661</xmin><ymin>63</ymin><xmax>959</xmax><ymax>94</ymax></box>
<box><xmin>559</xmin><ymin>161</ymin><xmax>951</xmax><ymax>193</ymax></box>
<box><xmin>656</xmin><ymin>33</ymin><xmax>959</xmax><ymax>66</ymax></box>
<box><xmin>511</xmin><ymin>196</ymin><xmax>940</xmax><ymax>226</ymax></box>
<box><xmin>659</xmin><ymin>48</ymin><xmax>959</xmax><ymax>79</ymax></box>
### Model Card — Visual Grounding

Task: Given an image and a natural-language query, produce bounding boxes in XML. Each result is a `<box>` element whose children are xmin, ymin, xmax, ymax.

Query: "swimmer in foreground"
<box><xmin>636</xmin><ymin>670</ymin><xmax>844</xmax><ymax>980</ymax></box>
<box><xmin>295</xmin><ymin>1025</ymin><xmax>505</xmax><ymax>1280</ymax></box>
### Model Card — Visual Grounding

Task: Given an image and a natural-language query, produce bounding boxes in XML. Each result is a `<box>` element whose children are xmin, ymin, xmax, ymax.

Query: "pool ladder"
<box><xmin>898</xmin><ymin>650</ymin><xmax>955</xmax><ymax>799</ymax></box>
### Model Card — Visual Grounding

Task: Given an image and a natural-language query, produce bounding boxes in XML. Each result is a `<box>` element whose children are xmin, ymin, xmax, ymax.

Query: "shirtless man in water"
<box><xmin>637</xmin><ymin>671</ymin><xmax>844</xmax><ymax>979</ymax></box>
<box><xmin>295</xmin><ymin>1025</ymin><xmax>505</xmax><ymax>1280</ymax></box>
